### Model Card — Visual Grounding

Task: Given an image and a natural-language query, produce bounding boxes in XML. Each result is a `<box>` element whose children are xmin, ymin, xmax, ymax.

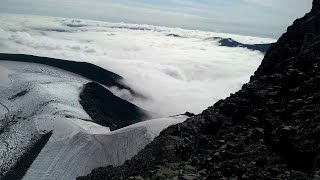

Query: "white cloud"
<box><xmin>0</xmin><ymin>13</ymin><xmax>275</xmax><ymax>116</ymax></box>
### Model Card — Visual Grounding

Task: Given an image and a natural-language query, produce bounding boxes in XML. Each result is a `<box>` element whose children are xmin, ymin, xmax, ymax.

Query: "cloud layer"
<box><xmin>0</xmin><ymin>13</ymin><xmax>275</xmax><ymax>116</ymax></box>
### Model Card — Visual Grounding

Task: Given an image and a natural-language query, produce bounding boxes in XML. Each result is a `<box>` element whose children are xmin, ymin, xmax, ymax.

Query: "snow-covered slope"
<box><xmin>0</xmin><ymin>60</ymin><xmax>91</xmax><ymax>178</ymax></box>
<box><xmin>0</xmin><ymin>60</ymin><xmax>187</xmax><ymax>180</ymax></box>
<box><xmin>23</xmin><ymin>115</ymin><xmax>186</xmax><ymax>180</ymax></box>
<box><xmin>0</xmin><ymin>65</ymin><xmax>13</xmax><ymax>86</ymax></box>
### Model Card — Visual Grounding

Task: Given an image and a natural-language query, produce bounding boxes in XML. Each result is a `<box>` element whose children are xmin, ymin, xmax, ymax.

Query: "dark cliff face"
<box><xmin>79</xmin><ymin>1</ymin><xmax>320</xmax><ymax>180</ymax></box>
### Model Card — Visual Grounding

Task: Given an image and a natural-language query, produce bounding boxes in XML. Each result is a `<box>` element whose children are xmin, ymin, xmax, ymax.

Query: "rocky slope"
<box><xmin>79</xmin><ymin>1</ymin><xmax>320</xmax><ymax>179</ymax></box>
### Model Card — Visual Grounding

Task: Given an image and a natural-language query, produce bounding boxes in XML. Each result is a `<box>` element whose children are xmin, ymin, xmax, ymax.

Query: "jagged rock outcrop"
<box><xmin>79</xmin><ymin>1</ymin><xmax>320</xmax><ymax>179</ymax></box>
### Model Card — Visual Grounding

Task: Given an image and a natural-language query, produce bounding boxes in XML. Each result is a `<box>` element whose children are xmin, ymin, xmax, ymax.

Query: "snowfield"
<box><xmin>0</xmin><ymin>61</ymin><xmax>187</xmax><ymax>180</ymax></box>
<box><xmin>0</xmin><ymin>65</ymin><xmax>13</xmax><ymax>86</ymax></box>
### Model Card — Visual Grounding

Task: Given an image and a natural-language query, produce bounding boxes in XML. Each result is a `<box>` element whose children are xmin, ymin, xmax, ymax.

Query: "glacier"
<box><xmin>0</xmin><ymin>60</ymin><xmax>187</xmax><ymax>180</ymax></box>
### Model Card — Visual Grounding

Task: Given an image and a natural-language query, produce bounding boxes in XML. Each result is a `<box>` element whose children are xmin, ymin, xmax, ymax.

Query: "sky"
<box><xmin>0</xmin><ymin>0</ymin><xmax>312</xmax><ymax>38</ymax></box>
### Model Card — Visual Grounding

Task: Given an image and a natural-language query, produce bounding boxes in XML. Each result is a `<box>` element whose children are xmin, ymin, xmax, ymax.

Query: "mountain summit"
<box><xmin>79</xmin><ymin>1</ymin><xmax>320</xmax><ymax>179</ymax></box>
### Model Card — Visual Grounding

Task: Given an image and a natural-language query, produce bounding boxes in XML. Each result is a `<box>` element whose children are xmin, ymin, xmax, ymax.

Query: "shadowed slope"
<box><xmin>2</xmin><ymin>131</ymin><xmax>52</xmax><ymax>180</ymax></box>
<box><xmin>80</xmin><ymin>82</ymin><xmax>151</xmax><ymax>131</ymax></box>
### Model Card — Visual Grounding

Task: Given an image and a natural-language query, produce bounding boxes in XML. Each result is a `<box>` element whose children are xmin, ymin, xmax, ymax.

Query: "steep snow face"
<box><xmin>23</xmin><ymin>115</ymin><xmax>187</xmax><ymax>180</ymax></box>
<box><xmin>0</xmin><ymin>61</ymin><xmax>91</xmax><ymax>177</ymax></box>
<box><xmin>0</xmin><ymin>13</ymin><xmax>276</xmax><ymax>116</ymax></box>
<box><xmin>0</xmin><ymin>61</ymin><xmax>188</xmax><ymax>180</ymax></box>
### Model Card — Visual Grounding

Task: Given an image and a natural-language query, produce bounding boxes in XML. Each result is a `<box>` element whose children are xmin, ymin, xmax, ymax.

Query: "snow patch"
<box><xmin>0</xmin><ymin>64</ymin><xmax>14</xmax><ymax>86</ymax></box>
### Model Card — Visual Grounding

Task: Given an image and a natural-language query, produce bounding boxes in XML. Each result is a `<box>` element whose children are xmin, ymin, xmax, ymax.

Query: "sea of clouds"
<box><xmin>0</xmin><ymin>13</ymin><xmax>276</xmax><ymax>116</ymax></box>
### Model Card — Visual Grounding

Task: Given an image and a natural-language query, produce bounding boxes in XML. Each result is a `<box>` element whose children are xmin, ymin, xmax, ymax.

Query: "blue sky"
<box><xmin>0</xmin><ymin>0</ymin><xmax>312</xmax><ymax>38</ymax></box>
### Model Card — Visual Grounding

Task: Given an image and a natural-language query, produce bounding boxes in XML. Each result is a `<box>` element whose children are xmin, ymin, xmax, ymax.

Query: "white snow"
<box><xmin>24</xmin><ymin>115</ymin><xmax>187</xmax><ymax>180</ymax></box>
<box><xmin>117</xmin><ymin>115</ymin><xmax>187</xmax><ymax>140</ymax></box>
<box><xmin>0</xmin><ymin>65</ymin><xmax>14</xmax><ymax>86</ymax></box>
<box><xmin>0</xmin><ymin>61</ymin><xmax>188</xmax><ymax>180</ymax></box>
<box><xmin>0</xmin><ymin>61</ymin><xmax>92</xmax><ymax>177</ymax></box>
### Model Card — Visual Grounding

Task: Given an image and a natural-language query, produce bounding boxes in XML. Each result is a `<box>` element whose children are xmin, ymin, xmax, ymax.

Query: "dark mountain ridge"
<box><xmin>205</xmin><ymin>37</ymin><xmax>271</xmax><ymax>53</ymax></box>
<box><xmin>0</xmin><ymin>53</ymin><xmax>131</xmax><ymax>92</ymax></box>
<box><xmin>79</xmin><ymin>1</ymin><xmax>320</xmax><ymax>179</ymax></box>
<box><xmin>80</xmin><ymin>82</ymin><xmax>150</xmax><ymax>131</ymax></box>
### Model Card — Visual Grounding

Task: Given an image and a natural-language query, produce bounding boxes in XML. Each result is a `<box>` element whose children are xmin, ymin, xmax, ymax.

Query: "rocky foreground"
<box><xmin>79</xmin><ymin>1</ymin><xmax>320</xmax><ymax>179</ymax></box>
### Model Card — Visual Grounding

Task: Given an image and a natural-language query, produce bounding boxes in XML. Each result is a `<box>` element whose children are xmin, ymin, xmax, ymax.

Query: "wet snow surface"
<box><xmin>0</xmin><ymin>61</ymin><xmax>188</xmax><ymax>179</ymax></box>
